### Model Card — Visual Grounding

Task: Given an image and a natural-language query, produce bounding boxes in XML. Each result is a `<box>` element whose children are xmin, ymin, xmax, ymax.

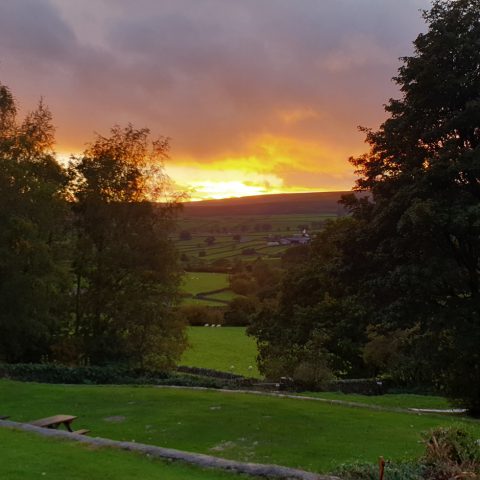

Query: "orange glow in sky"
<box><xmin>0</xmin><ymin>1</ymin><xmax>428</xmax><ymax>200</ymax></box>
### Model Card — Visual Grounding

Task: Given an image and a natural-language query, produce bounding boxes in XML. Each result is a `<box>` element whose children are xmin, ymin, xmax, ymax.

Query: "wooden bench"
<box><xmin>30</xmin><ymin>414</ymin><xmax>77</xmax><ymax>432</ymax></box>
<box><xmin>73</xmin><ymin>429</ymin><xmax>90</xmax><ymax>435</ymax></box>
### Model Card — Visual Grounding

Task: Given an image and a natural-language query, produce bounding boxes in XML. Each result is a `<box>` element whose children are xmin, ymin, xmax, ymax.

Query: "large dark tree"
<box><xmin>0</xmin><ymin>84</ymin><xmax>69</xmax><ymax>362</ymax></box>
<box><xmin>250</xmin><ymin>0</ymin><xmax>480</xmax><ymax>410</ymax></box>
<box><xmin>347</xmin><ymin>0</ymin><xmax>480</xmax><ymax>411</ymax></box>
<box><xmin>68</xmin><ymin>125</ymin><xmax>186</xmax><ymax>369</ymax></box>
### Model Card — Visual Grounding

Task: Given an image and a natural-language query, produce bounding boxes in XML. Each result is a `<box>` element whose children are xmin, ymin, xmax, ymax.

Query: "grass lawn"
<box><xmin>181</xmin><ymin>326</ymin><xmax>259</xmax><ymax>377</ymax></box>
<box><xmin>0</xmin><ymin>428</ymin><xmax>256</xmax><ymax>480</ymax></box>
<box><xmin>301</xmin><ymin>392</ymin><xmax>452</xmax><ymax>410</ymax></box>
<box><xmin>2</xmin><ymin>380</ymin><xmax>480</xmax><ymax>474</ymax></box>
<box><xmin>182</xmin><ymin>272</ymin><xmax>229</xmax><ymax>295</ymax></box>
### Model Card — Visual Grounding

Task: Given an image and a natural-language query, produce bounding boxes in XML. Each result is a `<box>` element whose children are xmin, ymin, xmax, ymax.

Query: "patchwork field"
<box><xmin>181</xmin><ymin>272</ymin><xmax>235</xmax><ymax>305</ymax></box>
<box><xmin>182</xmin><ymin>272</ymin><xmax>229</xmax><ymax>295</ymax></box>
<box><xmin>181</xmin><ymin>327</ymin><xmax>259</xmax><ymax>377</ymax></box>
<box><xmin>175</xmin><ymin>212</ymin><xmax>335</xmax><ymax>267</ymax></box>
<box><xmin>2</xmin><ymin>380</ymin><xmax>479</xmax><ymax>474</ymax></box>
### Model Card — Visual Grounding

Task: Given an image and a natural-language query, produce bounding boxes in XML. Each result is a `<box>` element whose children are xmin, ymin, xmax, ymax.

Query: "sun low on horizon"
<box><xmin>1</xmin><ymin>0</ymin><xmax>429</xmax><ymax>201</ymax></box>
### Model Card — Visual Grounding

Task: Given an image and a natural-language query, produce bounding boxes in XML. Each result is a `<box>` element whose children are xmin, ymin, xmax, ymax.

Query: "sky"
<box><xmin>0</xmin><ymin>0</ymin><xmax>429</xmax><ymax>200</ymax></box>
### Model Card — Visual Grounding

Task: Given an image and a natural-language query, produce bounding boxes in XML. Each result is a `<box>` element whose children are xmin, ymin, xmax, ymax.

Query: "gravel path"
<box><xmin>153</xmin><ymin>385</ymin><xmax>460</xmax><ymax>416</ymax></box>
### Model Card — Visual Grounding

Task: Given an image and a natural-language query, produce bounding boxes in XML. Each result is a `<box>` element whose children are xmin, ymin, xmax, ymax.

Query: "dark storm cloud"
<box><xmin>0</xmin><ymin>0</ymin><xmax>430</xmax><ymax>190</ymax></box>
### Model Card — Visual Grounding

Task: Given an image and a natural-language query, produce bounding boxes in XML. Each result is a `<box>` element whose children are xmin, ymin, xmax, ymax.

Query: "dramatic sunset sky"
<box><xmin>0</xmin><ymin>0</ymin><xmax>429</xmax><ymax>200</ymax></box>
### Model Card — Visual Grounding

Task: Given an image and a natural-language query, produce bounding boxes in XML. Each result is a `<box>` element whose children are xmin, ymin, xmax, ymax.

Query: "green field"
<box><xmin>175</xmin><ymin>212</ymin><xmax>334</xmax><ymax>266</ymax></box>
<box><xmin>0</xmin><ymin>428</ymin><xmax>255</xmax><ymax>480</ymax></box>
<box><xmin>177</xmin><ymin>234</ymin><xmax>282</xmax><ymax>263</ymax></box>
<box><xmin>178</xmin><ymin>213</ymin><xmax>335</xmax><ymax>235</ymax></box>
<box><xmin>2</xmin><ymin>380</ymin><xmax>479</xmax><ymax>474</ymax></box>
<box><xmin>182</xmin><ymin>327</ymin><xmax>259</xmax><ymax>377</ymax></box>
<box><xmin>181</xmin><ymin>272</ymin><xmax>235</xmax><ymax>305</ymax></box>
<box><xmin>182</xmin><ymin>272</ymin><xmax>229</xmax><ymax>295</ymax></box>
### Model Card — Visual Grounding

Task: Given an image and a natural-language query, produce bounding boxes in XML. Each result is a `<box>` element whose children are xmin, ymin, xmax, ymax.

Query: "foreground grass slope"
<box><xmin>0</xmin><ymin>428</ymin><xmax>255</xmax><ymax>480</ymax></box>
<box><xmin>181</xmin><ymin>327</ymin><xmax>260</xmax><ymax>377</ymax></box>
<box><xmin>2</xmin><ymin>380</ymin><xmax>479</xmax><ymax>473</ymax></box>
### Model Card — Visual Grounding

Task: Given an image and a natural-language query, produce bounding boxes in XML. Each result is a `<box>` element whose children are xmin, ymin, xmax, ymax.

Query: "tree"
<box><xmin>249</xmin><ymin>1</ymin><xmax>480</xmax><ymax>410</ymax></box>
<box><xmin>0</xmin><ymin>83</ymin><xmax>69</xmax><ymax>362</ymax></box>
<box><xmin>346</xmin><ymin>0</ymin><xmax>480</xmax><ymax>411</ymax></box>
<box><xmin>69</xmin><ymin>125</ymin><xmax>186</xmax><ymax>369</ymax></box>
<box><xmin>224</xmin><ymin>296</ymin><xmax>258</xmax><ymax>326</ymax></box>
<box><xmin>248</xmin><ymin>218</ymin><xmax>369</xmax><ymax>380</ymax></box>
<box><xmin>229</xmin><ymin>273</ymin><xmax>257</xmax><ymax>295</ymax></box>
<box><xmin>179</xmin><ymin>230</ymin><xmax>191</xmax><ymax>241</ymax></box>
<box><xmin>176</xmin><ymin>304</ymin><xmax>223</xmax><ymax>326</ymax></box>
<box><xmin>205</xmin><ymin>236</ymin><xmax>215</xmax><ymax>246</ymax></box>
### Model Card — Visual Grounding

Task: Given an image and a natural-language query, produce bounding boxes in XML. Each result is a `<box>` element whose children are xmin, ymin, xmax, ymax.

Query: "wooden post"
<box><xmin>379</xmin><ymin>456</ymin><xmax>385</xmax><ymax>480</ymax></box>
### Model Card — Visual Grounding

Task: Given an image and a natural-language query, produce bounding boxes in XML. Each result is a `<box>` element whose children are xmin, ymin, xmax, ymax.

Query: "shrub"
<box><xmin>292</xmin><ymin>360</ymin><xmax>333</xmax><ymax>391</ymax></box>
<box><xmin>0</xmin><ymin>363</ymin><xmax>247</xmax><ymax>389</ymax></box>
<box><xmin>334</xmin><ymin>427</ymin><xmax>480</xmax><ymax>480</ymax></box>
<box><xmin>334</xmin><ymin>461</ymin><xmax>424</xmax><ymax>480</ymax></box>
<box><xmin>176</xmin><ymin>304</ymin><xmax>224</xmax><ymax>326</ymax></box>
<box><xmin>229</xmin><ymin>274</ymin><xmax>256</xmax><ymax>295</ymax></box>
<box><xmin>223</xmin><ymin>296</ymin><xmax>258</xmax><ymax>326</ymax></box>
<box><xmin>179</xmin><ymin>230</ymin><xmax>192</xmax><ymax>240</ymax></box>
<box><xmin>422</xmin><ymin>427</ymin><xmax>480</xmax><ymax>480</ymax></box>
<box><xmin>205</xmin><ymin>236</ymin><xmax>215</xmax><ymax>246</ymax></box>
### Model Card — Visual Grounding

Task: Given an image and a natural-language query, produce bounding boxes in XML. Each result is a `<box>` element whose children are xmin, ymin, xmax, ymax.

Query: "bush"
<box><xmin>179</xmin><ymin>230</ymin><xmax>192</xmax><ymax>241</ymax></box>
<box><xmin>334</xmin><ymin>427</ymin><xmax>480</xmax><ymax>480</ymax></box>
<box><xmin>205</xmin><ymin>236</ymin><xmax>215</xmax><ymax>246</ymax></box>
<box><xmin>422</xmin><ymin>427</ymin><xmax>480</xmax><ymax>480</ymax></box>
<box><xmin>334</xmin><ymin>462</ymin><xmax>424</xmax><ymax>480</ymax></box>
<box><xmin>223</xmin><ymin>296</ymin><xmax>258</xmax><ymax>326</ymax></box>
<box><xmin>0</xmin><ymin>363</ymin><xmax>168</xmax><ymax>384</ymax></box>
<box><xmin>229</xmin><ymin>274</ymin><xmax>256</xmax><ymax>295</ymax></box>
<box><xmin>0</xmin><ymin>363</ymin><xmax>247</xmax><ymax>389</ymax></box>
<box><xmin>292</xmin><ymin>360</ymin><xmax>333</xmax><ymax>391</ymax></box>
<box><xmin>176</xmin><ymin>304</ymin><xmax>224</xmax><ymax>326</ymax></box>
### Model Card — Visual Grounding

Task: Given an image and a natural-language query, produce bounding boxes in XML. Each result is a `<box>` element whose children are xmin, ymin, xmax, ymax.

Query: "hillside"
<box><xmin>182</xmin><ymin>191</ymin><xmax>356</xmax><ymax>216</ymax></box>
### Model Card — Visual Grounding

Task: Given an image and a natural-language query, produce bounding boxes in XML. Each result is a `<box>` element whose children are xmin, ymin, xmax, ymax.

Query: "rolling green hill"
<box><xmin>182</xmin><ymin>191</ymin><xmax>355</xmax><ymax>216</ymax></box>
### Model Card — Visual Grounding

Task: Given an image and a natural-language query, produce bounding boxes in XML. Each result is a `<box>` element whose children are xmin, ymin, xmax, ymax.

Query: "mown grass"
<box><xmin>182</xmin><ymin>272</ymin><xmax>229</xmax><ymax>295</ymax></box>
<box><xmin>181</xmin><ymin>326</ymin><xmax>259</xmax><ymax>377</ymax></box>
<box><xmin>301</xmin><ymin>392</ymin><xmax>452</xmax><ymax>410</ymax></box>
<box><xmin>0</xmin><ymin>428</ymin><xmax>256</xmax><ymax>480</ymax></box>
<box><xmin>2</xmin><ymin>380</ymin><xmax>479</xmax><ymax>473</ymax></box>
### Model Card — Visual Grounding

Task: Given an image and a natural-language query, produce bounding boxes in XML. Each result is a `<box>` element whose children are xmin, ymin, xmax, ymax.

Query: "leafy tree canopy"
<box><xmin>249</xmin><ymin>0</ymin><xmax>480</xmax><ymax>411</ymax></box>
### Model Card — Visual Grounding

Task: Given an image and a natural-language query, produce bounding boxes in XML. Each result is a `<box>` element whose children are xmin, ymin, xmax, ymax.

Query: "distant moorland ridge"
<box><xmin>182</xmin><ymin>191</ymin><xmax>360</xmax><ymax>216</ymax></box>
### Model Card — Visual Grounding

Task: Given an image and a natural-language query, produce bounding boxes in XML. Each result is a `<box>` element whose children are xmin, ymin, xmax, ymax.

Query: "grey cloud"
<box><xmin>0</xmin><ymin>0</ymin><xmax>77</xmax><ymax>63</ymax></box>
<box><xmin>0</xmin><ymin>0</ymin><xmax>430</xmax><ymax>189</ymax></box>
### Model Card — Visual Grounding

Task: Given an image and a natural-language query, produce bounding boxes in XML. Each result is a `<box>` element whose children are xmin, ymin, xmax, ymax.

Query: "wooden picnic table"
<box><xmin>30</xmin><ymin>414</ymin><xmax>77</xmax><ymax>432</ymax></box>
